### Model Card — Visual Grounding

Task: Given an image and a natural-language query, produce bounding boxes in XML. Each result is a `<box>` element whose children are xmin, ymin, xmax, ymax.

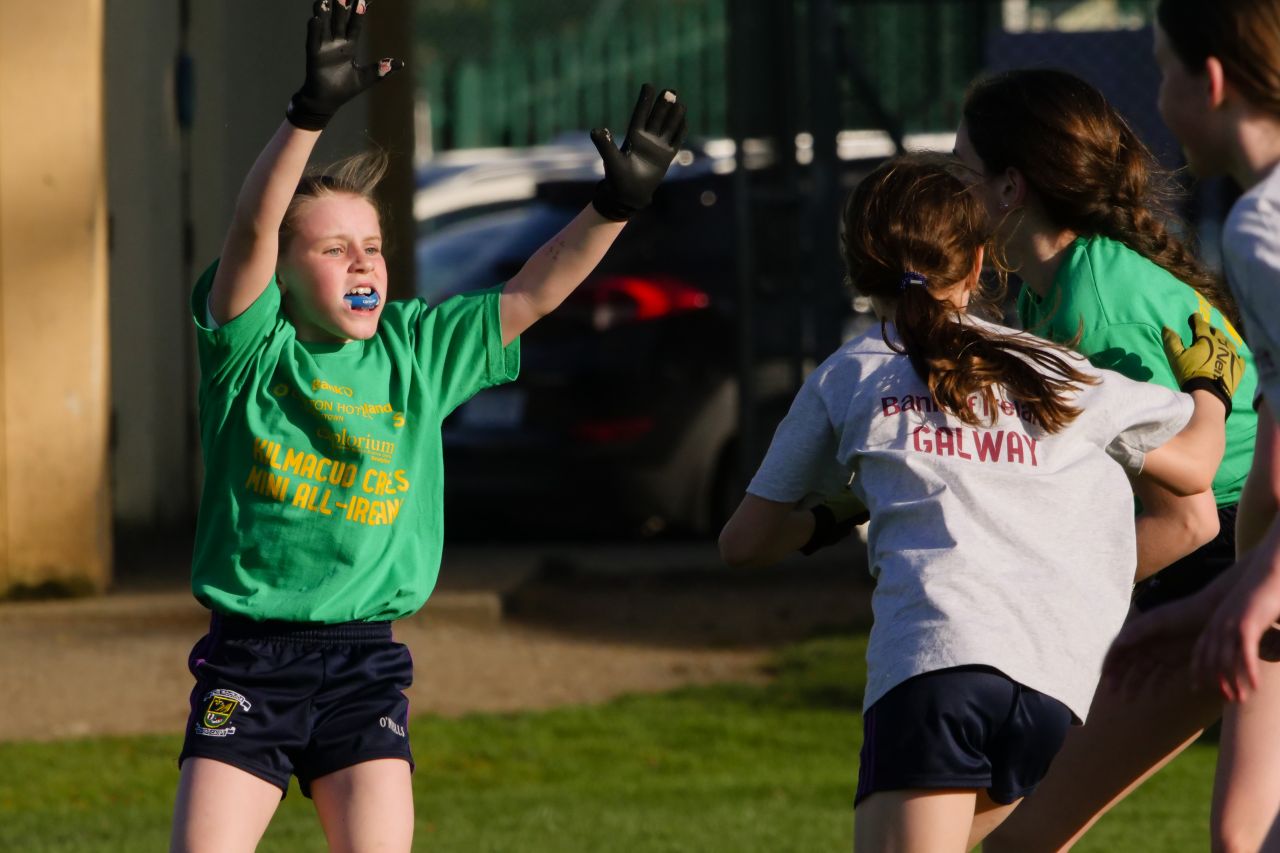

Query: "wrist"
<box><xmin>800</xmin><ymin>504</ymin><xmax>835</xmax><ymax>556</ymax></box>
<box><xmin>591</xmin><ymin>180</ymin><xmax>637</xmax><ymax>222</ymax></box>
<box><xmin>286</xmin><ymin>93</ymin><xmax>334</xmax><ymax>132</ymax></box>
<box><xmin>1184</xmin><ymin>381</ymin><xmax>1231</xmax><ymax>420</ymax></box>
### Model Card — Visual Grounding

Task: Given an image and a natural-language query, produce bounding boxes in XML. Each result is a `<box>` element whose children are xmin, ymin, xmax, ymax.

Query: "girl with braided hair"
<box><xmin>719</xmin><ymin>153</ymin><xmax>1240</xmax><ymax>852</ymax></box>
<box><xmin>959</xmin><ymin>68</ymin><xmax>1263</xmax><ymax>853</ymax></box>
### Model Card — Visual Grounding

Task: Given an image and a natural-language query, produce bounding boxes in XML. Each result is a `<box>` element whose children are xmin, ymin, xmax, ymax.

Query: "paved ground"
<box><xmin>0</xmin><ymin>539</ymin><xmax>872</xmax><ymax>743</ymax></box>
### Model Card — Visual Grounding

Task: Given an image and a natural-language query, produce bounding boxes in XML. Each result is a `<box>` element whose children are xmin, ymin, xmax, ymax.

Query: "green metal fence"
<box><xmin>416</xmin><ymin>0</ymin><xmax>1158</xmax><ymax>152</ymax></box>
<box><xmin>836</xmin><ymin>1</ymin><xmax>993</xmax><ymax>135</ymax></box>
<box><xmin>420</xmin><ymin>0</ymin><xmax>728</xmax><ymax>150</ymax></box>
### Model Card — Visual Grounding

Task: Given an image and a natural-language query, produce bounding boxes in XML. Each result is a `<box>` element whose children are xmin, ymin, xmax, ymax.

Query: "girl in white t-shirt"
<box><xmin>1106</xmin><ymin>1</ymin><xmax>1280</xmax><ymax>848</ymax></box>
<box><xmin>719</xmin><ymin>154</ymin><xmax>1242</xmax><ymax>853</ymax></box>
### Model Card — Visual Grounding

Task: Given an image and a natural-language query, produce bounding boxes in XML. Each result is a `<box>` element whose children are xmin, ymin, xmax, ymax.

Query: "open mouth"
<box><xmin>344</xmin><ymin>286</ymin><xmax>381</xmax><ymax>311</ymax></box>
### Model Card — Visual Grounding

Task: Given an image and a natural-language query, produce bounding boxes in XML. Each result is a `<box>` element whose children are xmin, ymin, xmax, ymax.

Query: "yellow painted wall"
<box><xmin>0</xmin><ymin>1</ymin><xmax>112</xmax><ymax>593</ymax></box>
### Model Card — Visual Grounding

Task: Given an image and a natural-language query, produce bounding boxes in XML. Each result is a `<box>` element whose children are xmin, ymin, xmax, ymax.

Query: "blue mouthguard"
<box><xmin>344</xmin><ymin>292</ymin><xmax>381</xmax><ymax>310</ymax></box>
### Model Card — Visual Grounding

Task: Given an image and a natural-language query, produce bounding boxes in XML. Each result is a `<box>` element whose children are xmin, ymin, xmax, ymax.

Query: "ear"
<box><xmin>960</xmin><ymin>245</ymin><xmax>985</xmax><ymax>304</ymax></box>
<box><xmin>1001</xmin><ymin>167</ymin><xmax>1029</xmax><ymax>209</ymax></box>
<box><xmin>1205</xmin><ymin>56</ymin><xmax>1228</xmax><ymax>109</ymax></box>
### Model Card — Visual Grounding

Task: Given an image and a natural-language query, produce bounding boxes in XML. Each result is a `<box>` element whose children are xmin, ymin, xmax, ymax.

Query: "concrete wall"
<box><xmin>0</xmin><ymin>0</ymin><xmax>416</xmax><ymax>592</ymax></box>
<box><xmin>0</xmin><ymin>1</ymin><xmax>112</xmax><ymax>593</ymax></box>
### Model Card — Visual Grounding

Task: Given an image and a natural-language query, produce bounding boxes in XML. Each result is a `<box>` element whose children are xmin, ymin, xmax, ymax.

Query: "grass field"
<box><xmin>0</xmin><ymin>633</ymin><xmax>1215</xmax><ymax>852</ymax></box>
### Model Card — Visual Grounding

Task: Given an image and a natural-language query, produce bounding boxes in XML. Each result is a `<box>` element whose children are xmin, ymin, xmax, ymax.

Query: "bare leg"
<box><xmin>1212</xmin><ymin>659</ymin><xmax>1280</xmax><ymax>853</ymax></box>
<box><xmin>967</xmin><ymin>791</ymin><xmax>1021</xmax><ymax>850</ymax></box>
<box><xmin>170</xmin><ymin>757</ymin><xmax>282</xmax><ymax>853</ymax></box>
<box><xmin>311</xmin><ymin>758</ymin><xmax>414</xmax><ymax>853</ymax></box>
<box><xmin>983</xmin><ymin>672</ymin><xmax>1221</xmax><ymax>852</ymax></box>
<box><xmin>854</xmin><ymin>789</ymin><xmax>978</xmax><ymax>853</ymax></box>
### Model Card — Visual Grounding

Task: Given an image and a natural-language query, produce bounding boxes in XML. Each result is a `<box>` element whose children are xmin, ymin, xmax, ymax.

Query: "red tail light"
<box><xmin>575</xmin><ymin>275</ymin><xmax>710</xmax><ymax>330</ymax></box>
<box><xmin>571</xmin><ymin>416</ymin><xmax>656</xmax><ymax>444</ymax></box>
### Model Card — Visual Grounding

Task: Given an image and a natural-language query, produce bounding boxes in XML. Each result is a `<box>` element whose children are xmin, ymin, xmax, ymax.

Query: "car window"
<box><xmin>415</xmin><ymin>203</ymin><xmax>576</xmax><ymax>302</ymax></box>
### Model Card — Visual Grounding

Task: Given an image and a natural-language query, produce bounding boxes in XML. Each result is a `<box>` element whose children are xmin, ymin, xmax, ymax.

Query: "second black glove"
<box><xmin>590</xmin><ymin>84</ymin><xmax>688</xmax><ymax>221</ymax></box>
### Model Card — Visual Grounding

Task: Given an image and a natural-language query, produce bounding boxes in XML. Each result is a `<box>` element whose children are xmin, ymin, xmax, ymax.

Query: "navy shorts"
<box><xmin>1133</xmin><ymin>504</ymin><xmax>1237</xmax><ymax>611</ymax></box>
<box><xmin>855</xmin><ymin>665</ymin><xmax>1073</xmax><ymax>806</ymax></box>
<box><xmin>178</xmin><ymin>613</ymin><xmax>415</xmax><ymax>798</ymax></box>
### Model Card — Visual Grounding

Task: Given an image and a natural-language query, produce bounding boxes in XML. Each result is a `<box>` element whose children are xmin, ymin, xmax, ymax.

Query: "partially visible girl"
<box><xmin>954</xmin><ymin>68</ymin><xmax>1264</xmax><ymax>853</ymax></box>
<box><xmin>718</xmin><ymin>154</ymin><xmax>1241</xmax><ymax>853</ymax></box>
<box><xmin>1106</xmin><ymin>2</ymin><xmax>1280</xmax><ymax>850</ymax></box>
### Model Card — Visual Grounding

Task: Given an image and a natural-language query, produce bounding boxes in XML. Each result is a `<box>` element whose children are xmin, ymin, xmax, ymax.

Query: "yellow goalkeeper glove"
<box><xmin>1162</xmin><ymin>314</ymin><xmax>1244</xmax><ymax>416</ymax></box>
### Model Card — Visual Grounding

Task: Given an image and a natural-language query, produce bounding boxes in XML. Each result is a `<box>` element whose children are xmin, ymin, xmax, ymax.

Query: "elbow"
<box><xmin>1180</xmin><ymin>497</ymin><xmax>1221</xmax><ymax>550</ymax></box>
<box><xmin>717</xmin><ymin>530</ymin><xmax>756</xmax><ymax>569</ymax></box>
<box><xmin>1182</xmin><ymin>473</ymin><xmax>1217</xmax><ymax>498</ymax></box>
<box><xmin>718</xmin><ymin>523</ymin><xmax>769</xmax><ymax>569</ymax></box>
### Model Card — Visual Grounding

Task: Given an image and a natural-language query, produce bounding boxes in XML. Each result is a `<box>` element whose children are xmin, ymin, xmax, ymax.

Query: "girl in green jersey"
<box><xmin>172</xmin><ymin>2</ymin><xmax>686</xmax><ymax>850</ymax></box>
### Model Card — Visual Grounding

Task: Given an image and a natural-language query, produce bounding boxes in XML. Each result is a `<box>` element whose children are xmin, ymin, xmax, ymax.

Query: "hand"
<box><xmin>1162</xmin><ymin>314</ymin><xmax>1245</xmax><ymax>415</ymax></box>
<box><xmin>800</xmin><ymin>490</ymin><xmax>869</xmax><ymax>556</ymax></box>
<box><xmin>1192</xmin><ymin>549</ymin><xmax>1280</xmax><ymax>701</ymax></box>
<box><xmin>590</xmin><ymin>84</ymin><xmax>688</xmax><ymax>221</ymax></box>
<box><xmin>287</xmin><ymin>0</ymin><xmax>404</xmax><ymax>132</ymax></box>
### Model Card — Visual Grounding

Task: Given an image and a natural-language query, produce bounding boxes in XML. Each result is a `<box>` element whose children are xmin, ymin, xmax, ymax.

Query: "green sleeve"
<box><xmin>190</xmin><ymin>259</ymin><xmax>285</xmax><ymax>393</ymax></box>
<box><xmin>416</xmin><ymin>285</ymin><xmax>521</xmax><ymax>415</ymax></box>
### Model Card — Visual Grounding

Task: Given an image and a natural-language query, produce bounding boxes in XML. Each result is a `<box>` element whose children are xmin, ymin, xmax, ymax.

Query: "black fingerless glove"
<box><xmin>590</xmin><ymin>84</ymin><xmax>689</xmax><ymax>221</ymax></box>
<box><xmin>287</xmin><ymin>0</ymin><xmax>404</xmax><ymax>131</ymax></box>
<box><xmin>800</xmin><ymin>493</ymin><xmax>869</xmax><ymax>556</ymax></box>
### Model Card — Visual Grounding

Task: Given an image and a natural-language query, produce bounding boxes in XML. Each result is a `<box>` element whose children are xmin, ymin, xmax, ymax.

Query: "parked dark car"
<box><xmin>416</xmin><ymin>154</ymin><xmax>868</xmax><ymax>538</ymax></box>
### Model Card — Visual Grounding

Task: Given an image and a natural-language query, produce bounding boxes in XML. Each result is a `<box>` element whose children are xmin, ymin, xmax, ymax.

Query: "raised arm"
<box><xmin>498</xmin><ymin>85</ymin><xmax>687</xmax><ymax>345</ymax></box>
<box><xmin>209</xmin><ymin>0</ymin><xmax>400</xmax><ymax>325</ymax></box>
<box><xmin>1139</xmin><ymin>315</ymin><xmax>1244</xmax><ymax>494</ymax></box>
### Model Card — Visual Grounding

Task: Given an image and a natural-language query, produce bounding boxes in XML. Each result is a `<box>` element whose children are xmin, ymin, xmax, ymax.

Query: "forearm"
<box><xmin>1237</xmin><ymin>404</ymin><xmax>1280</xmax><ymax>554</ymax></box>
<box><xmin>719</xmin><ymin>508</ymin><xmax>816</xmax><ymax>569</ymax></box>
<box><xmin>1133</xmin><ymin>486</ymin><xmax>1220</xmax><ymax>582</ymax></box>
<box><xmin>1140</xmin><ymin>390</ymin><xmax>1227</xmax><ymax>495</ymax></box>
<box><xmin>211</xmin><ymin>122</ymin><xmax>322</xmax><ymax>322</ymax></box>
<box><xmin>499</xmin><ymin>206</ymin><xmax>627</xmax><ymax>344</ymax></box>
<box><xmin>230</xmin><ymin>122</ymin><xmax>321</xmax><ymax>242</ymax></box>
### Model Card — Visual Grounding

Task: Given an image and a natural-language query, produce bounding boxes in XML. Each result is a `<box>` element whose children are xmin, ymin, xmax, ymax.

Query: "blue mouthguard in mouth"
<box><xmin>344</xmin><ymin>292</ymin><xmax>381</xmax><ymax>310</ymax></box>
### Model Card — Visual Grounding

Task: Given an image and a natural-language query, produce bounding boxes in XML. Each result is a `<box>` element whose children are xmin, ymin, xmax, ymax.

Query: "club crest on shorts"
<box><xmin>196</xmin><ymin>688</ymin><xmax>252</xmax><ymax>737</ymax></box>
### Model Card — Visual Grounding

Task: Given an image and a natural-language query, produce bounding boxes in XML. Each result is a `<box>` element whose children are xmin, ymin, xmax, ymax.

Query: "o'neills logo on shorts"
<box><xmin>196</xmin><ymin>688</ymin><xmax>252</xmax><ymax>737</ymax></box>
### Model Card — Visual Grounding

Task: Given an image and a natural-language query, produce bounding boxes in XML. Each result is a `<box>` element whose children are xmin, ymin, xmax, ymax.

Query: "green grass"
<box><xmin>0</xmin><ymin>633</ymin><xmax>1215</xmax><ymax>852</ymax></box>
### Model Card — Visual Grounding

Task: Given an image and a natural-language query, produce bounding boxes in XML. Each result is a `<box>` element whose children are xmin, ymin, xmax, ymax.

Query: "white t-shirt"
<box><xmin>747</xmin><ymin>317</ymin><xmax>1193</xmax><ymax>720</ymax></box>
<box><xmin>1223</xmin><ymin>163</ymin><xmax>1280</xmax><ymax>413</ymax></box>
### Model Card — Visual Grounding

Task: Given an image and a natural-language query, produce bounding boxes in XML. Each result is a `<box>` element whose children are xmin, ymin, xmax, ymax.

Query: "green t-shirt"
<box><xmin>1018</xmin><ymin>235</ymin><xmax>1256</xmax><ymax>506</ymax></box>
<box><xmin>190</xmin><ymin>262</ymin><xmax>520</xmax><ymax>623</ymax></box>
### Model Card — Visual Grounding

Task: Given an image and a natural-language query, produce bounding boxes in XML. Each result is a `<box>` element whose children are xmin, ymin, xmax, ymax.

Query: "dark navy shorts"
<box><xmin>178</xmin><ymin>613</ymin><xmax>415</xmax><ymax>798</ymax></box>
<box><xmin>855</xmin><ymin>665</ymin><xmax>1073</xmax><ymax>806</ymax></box>
<box><xmin>1133</xmin><ymin>504</ymin><xmax>1237</xmax><ymax>612</ymax></box>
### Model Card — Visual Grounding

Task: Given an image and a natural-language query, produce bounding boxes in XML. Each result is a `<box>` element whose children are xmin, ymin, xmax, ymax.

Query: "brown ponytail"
<box><xmin>843</xmin><ymin>154</ymin><xmax>1096</xmax><ymax>434</ymax></box>
<box><xmin>962</xmin><ymin>68</ymin><xmax>1240</xmax><ymax>328</ymax></box>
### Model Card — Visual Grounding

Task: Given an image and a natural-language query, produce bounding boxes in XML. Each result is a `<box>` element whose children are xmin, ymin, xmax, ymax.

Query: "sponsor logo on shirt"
<box><xmin>881</xmin><ymin>393</ymin><xmax>1041</xmax><ymax>467</ymax></box>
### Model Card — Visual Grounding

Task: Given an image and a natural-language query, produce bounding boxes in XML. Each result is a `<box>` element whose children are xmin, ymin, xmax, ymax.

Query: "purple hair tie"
<box><xmin>900</xmin><ymin>271</ymin><xmax>928</xmax><ymax>291</ymax></box>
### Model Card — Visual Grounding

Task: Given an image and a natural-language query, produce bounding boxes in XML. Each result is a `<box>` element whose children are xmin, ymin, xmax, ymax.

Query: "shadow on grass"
<box><xmin>501</xmin><ymin>560</ymin><xmax>875</xmax><ymax>650</ymax></box>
